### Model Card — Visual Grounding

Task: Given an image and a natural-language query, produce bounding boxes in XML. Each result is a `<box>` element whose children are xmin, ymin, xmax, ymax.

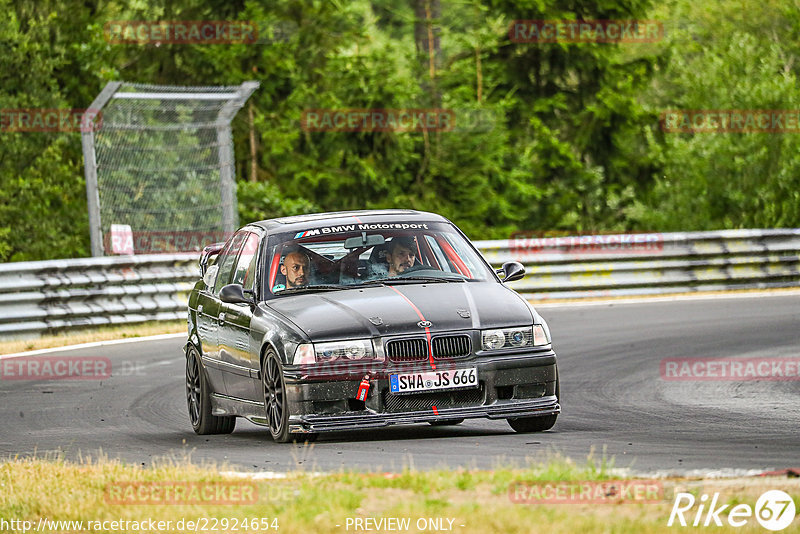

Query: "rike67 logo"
<box><xmin>668</xmin><ymin>490</ymin><xmax>796</xmax><ymax>531</ymax></box>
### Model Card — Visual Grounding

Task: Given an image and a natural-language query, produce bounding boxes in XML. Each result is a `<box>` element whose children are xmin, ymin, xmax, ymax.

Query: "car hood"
<box><xmin>265</xmin><ymin>282</ymin><xmax>533</xmax><ymax>341</ymax></box>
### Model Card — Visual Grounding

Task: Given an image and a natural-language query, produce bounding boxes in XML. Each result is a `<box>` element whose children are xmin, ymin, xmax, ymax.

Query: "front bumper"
<box><xmin>283</xmin><ymin>350</ymin><xmax>559</xmax><ymax>433</ymax></box>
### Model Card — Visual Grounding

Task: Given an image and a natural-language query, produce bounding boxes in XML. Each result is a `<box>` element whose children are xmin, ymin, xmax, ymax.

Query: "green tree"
<box><xmin>630</xmin><ymin>0</ymin><xmax>800</xmax><ymax>230</ymax></box>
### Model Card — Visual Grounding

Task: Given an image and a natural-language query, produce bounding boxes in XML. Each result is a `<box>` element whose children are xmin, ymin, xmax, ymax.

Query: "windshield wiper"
<box><xmin>367</xmin><ymin>276</ymin><xmax>465</xmax><ymax>284</ymax></box>
<box><xmin>401</xmin><ymin>276</ymin><xmax>465</xmax><ymax>283</ymax></box>
<box><xmin>276</xmin><ymin>284</ymin><xmax>350</xmax><ymax>295</ymax></box>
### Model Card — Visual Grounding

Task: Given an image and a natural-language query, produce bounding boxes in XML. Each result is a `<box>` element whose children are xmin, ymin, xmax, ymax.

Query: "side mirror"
<box><xmin>498</xmin><ymin>261</ymin><xmax>525</xmax><ymax>283</ymax></box>
<box><xmin>219</xmin><ymin>283</ymin><xmax>253</xmax><ymax>305</ymax></box>
<box><xmin>199</xmin><ymin>241</ymin><xmax>225</xmax><ymax>276</ymax></box>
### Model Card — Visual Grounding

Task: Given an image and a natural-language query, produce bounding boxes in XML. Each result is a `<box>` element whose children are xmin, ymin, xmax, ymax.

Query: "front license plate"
<box><xmin>389</xmin><ymin>367</ymin><xmax>478</xmax><ymax>394</ymax></box>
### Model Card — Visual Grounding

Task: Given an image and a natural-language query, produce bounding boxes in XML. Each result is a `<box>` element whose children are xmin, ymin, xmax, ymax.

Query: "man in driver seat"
<box><xmin>385</xmin><ymin>236</ymin><xmax>417</xmax><ymax>276</ymax></box>
<box><xmin>280</xmin><ymin>248</ymin><xmax>311</xmax><ymax>288</ymax></box>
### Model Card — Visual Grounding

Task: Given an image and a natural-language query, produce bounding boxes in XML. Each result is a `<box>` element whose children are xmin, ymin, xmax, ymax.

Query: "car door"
<box><xmin>218</xmin><ymin>231</ymin><xmax>263</xmax><ymax>402</ymax></box>
<box><xmin>197</xmin><ymin>232</ymin><xmax>247</xmax><ymax>395</ymax></box>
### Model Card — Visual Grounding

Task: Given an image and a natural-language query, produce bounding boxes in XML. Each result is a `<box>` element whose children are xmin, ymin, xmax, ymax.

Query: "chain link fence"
<box><xmin>81</xmin><ymin>82</ymin><xmax>259</xmax><ymax>256</ymax></box>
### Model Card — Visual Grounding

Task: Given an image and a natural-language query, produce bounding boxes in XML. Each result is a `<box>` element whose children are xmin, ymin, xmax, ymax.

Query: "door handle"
<box><xmin>218</xmin><ymin>312</ymin><xmax>226</xmax><ymax>325</ymax></box>
<box><xmin>198</xmin><ymin>304</ymin><xmax>203</xmax><ymax>314</ymax></box>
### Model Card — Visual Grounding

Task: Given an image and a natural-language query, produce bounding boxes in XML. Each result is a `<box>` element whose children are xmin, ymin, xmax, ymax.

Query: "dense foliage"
<box><xmin>1</xmin><ymin>0</ymin><xmax>797</xmax><ymax>261</ymax></box>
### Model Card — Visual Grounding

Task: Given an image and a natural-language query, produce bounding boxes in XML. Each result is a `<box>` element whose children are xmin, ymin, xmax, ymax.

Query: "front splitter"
<box><xmin>287</xmin><ymin>396</ymin><xmax>560</xmax><ymax>433</ymax></box>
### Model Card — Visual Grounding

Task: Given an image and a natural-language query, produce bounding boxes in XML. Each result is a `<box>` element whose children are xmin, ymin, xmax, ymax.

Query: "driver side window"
<box><xmin>213</xmin><ymin>233</ymin><xmax>247</xmax><ymax>295</ymax></box>
<box><xmin>232</xmin><ymin>233</ymin><xmax>260</xmax><ymax>291</ymax></box>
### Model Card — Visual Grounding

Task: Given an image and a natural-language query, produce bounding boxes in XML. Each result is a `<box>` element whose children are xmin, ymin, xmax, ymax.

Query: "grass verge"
<box><xmin>0</xmin><ymin>321</ymin><xmax>185</xmax><ymax>355</ymax></box>
<box><xmin>1</xmin><ymin>455</ymin><xmax>798</xmax><ymax>533</ymax></box>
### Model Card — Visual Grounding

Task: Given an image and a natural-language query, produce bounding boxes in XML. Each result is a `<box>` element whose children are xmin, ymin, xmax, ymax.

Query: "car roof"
<box><xmin>247</xmin><ymin>209</ymin><xmax>451</xmax><ymax>234</ymax></box>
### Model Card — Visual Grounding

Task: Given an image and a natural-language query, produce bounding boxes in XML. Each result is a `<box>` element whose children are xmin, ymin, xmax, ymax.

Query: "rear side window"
<box><xmin>213</xmin><ymin>232</ymin><xmax>247</xmax><ymax>294</ymax></box>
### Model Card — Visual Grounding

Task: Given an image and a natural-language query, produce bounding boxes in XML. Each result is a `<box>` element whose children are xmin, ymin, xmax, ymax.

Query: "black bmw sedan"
<box><xmin>185</xmin><ymin>210</ymin><xmax>560</xmax><ymax>442</ymax></box>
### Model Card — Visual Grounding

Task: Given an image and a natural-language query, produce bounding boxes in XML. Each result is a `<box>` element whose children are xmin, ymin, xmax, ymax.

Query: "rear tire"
<box><xmin>186</xmin><ymin>345</ymin><xmax>236</xmax><ymax>435</ymax></box>
<box><xmin>294</xmin><ymin>433</ymin><xmax>319</xmax><ymax>444</ymax></box>
<box><xmin>429</xmin><ymin>419</ymin><xmax>464</xmax><ymax>426</ymax></box>
<box><xmin>507</xmin><ymin>414</ymin><xmax>557</xmax><ymax>433</ymax></box>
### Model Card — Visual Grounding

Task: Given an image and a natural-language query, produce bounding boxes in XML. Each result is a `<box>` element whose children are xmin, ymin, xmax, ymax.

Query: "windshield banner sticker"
<box><xmin>294</xmin><ymin>223</ymin><xmax>430</xmax><ymax>239</ymax></box>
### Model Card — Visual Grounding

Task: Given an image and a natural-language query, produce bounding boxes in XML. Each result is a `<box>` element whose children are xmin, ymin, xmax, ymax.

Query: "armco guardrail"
<box><xmin>0</xmin><ymin>254</ymin><xmax>197</xmax><ymax>339</ymax></box>
<box><xmin>0</xmin><ymin>229</ymin><xmax>798</xmax><ymax>340</ymax></box>
<box><xmin>480</xmin><ymin>228</ymin><xmax>800</xmax><ymax>300</ymax></box>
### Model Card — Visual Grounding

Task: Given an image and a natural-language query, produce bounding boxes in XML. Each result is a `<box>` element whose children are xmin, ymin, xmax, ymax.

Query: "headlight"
<box><xmin>482</xmin><ymin>330</ymin><xmax>506</xmax><ymax>350</ymax></box>
<box><xmin>481</xmin><ymin>326</ymin><xmax>549</xmax><ymax>350</ymax></box>
<box><xmin>293</xmin><ymin>339</ymin><xmax>380</xmax><ymax>364</ymax></box>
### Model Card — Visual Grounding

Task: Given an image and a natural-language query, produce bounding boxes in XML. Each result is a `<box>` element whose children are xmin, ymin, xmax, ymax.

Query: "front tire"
<box><xmin>507</xmin><ymin>375</ymin><xmax>559</xmax><ymax>433</ymax></box>
<box><xmin>262</xmin><ymin>349</ymin><xmax>317</xmax><ymax>444</ymax></box>
<box><xmin>186</xmin><ymin>345</ymin><xmax>235</xmax><ymax>435</ymax></box>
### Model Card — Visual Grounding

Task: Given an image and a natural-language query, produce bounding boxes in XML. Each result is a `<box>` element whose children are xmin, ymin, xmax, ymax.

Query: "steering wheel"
<box><xmin>397</xmin><ymin>265</ymin><xmax>440</xmax><ymax>276</ymax></box>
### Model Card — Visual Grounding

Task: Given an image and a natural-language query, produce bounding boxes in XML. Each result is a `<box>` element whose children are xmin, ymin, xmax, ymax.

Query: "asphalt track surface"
<box><xmin>1</xmin><ymin>294</ymin><xmax>797</xmax><ymax>474</ymax></box>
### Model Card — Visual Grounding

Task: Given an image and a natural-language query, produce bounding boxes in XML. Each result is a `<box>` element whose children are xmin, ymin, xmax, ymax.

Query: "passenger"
<box><xmin>280</xmin><ymin>249</ymin><xmax>311</xmax><ymax>288</ymax></box>
<box><xmin>385</xmin><ymin>236</ymin><xmax>417</xmax><ymax>276</ymax></box>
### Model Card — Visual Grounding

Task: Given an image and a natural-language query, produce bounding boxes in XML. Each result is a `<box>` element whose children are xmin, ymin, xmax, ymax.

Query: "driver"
<box><xmin>280</xmin><ymin>248</ymin><xmax>311</xmax><ymax>288</ymax></box>
<box><xmin>385</xmin><ymin>236</ymin><xmax>417</xmax><ymax>276</ymax></box>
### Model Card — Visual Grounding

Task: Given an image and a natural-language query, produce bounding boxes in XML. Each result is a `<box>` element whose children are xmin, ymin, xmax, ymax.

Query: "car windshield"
<box><xmin>263</xmin><ymin>221</ymin><xmax>496</xmax><ymax>298</ymax></box>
